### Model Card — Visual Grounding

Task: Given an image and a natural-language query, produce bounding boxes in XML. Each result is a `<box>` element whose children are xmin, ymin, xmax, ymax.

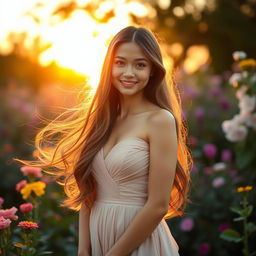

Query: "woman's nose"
<box><xmin>123</xmin><ymin>65</ymin><xmax>134</xmax><ymax>76</ymax></box>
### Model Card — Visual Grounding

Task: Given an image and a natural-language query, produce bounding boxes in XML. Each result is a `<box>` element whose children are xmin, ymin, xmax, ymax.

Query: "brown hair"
<box><xmin>14</xmin><ymin>26</ymin><xmax>193</xmax><ymax>218</ymax></box>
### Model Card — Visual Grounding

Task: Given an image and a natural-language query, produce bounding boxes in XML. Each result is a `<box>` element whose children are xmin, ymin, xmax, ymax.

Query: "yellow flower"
<box><xmin>239</xmin><ymin>58</ymin><xmax>256</xmax><ymax>68</ymax></box>
<box><xmin>237</xmin><ymin>186</ymin><xmax>253</xmax><ymax>193</ymax></box>
<box><xmin>14</xmin><ymin>243</ymin><xmax>23</xmax><ymax>248</ymax></box>
<box><xmin>20</xmin><ymin>181</ymin><xmax>46</xmax><ymax>199</ymax></box>
<box><xmin>245</xmin><ymin>186</ymin><xmax>253</xmax><ymax>191</ymax></box>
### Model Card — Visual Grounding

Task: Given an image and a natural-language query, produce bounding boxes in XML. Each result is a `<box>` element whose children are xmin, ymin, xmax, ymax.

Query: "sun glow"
<box><xmin>0</xmin><ymin>0</ymin><xmax>149</xmax><ymax>90</ymax></box>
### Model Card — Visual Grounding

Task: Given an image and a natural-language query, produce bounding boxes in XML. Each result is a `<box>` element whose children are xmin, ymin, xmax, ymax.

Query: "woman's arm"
<box><xmin>106</xmin><ymin>110</ymin><xmax>178</xmax><ymax>256</ymax></box>
<box><xmin>78</xmin><ymin>203</ymin><xmax>91</xmax><ymax>256</ymax></box>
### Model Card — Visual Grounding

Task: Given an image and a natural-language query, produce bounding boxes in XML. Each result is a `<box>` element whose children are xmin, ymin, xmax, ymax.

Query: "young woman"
<box><xmin>15</xmin><ymin>26</ymin><xmax>192</xmax><ymax>256</ymax></box>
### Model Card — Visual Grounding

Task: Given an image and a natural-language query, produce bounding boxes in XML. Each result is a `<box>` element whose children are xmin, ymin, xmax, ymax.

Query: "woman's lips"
<box><xmin>120</xmin><ymin>80</ymin><xmax>137</xmax><ymax>88</ymax></box>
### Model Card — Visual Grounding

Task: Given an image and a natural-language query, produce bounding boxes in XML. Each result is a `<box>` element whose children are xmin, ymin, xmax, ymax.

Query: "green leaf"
<box><xmin>39</xmin><ymin>252</ymin><xmax>53</xmax><ymax>255</ymax></box>
<box><xmin>220</xmin><ymin>229</ymin><xmax>242</xmax><ymax>243</ymax></box>
<box><xmin>230</xmin><ymin>206</ymin><xmax>242</xmax><ymax>215</ymax></box>
<box><xmin>234</xmin><ymin>216</ymin><xmax>245</xmax><ymax>222</ymax></box>
<box><xmin>247</xmin><ymin>222</ymin><xmax>256</xmax><ymax>234</ymax></box>
<box><xmin>241</xmin><ymin>205</ymin><xmax>253</xmax><ymax>218</ymax></box>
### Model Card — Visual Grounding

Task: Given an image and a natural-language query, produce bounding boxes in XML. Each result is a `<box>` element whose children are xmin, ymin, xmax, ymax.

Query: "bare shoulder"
<box><xmin>147</xmin><ymin>109</ymin><xmax>176</xmax><ymax>131</ymax></box>
<box><xmin>147</xmin><ymin>109</ymin><xmax>177</xmax><ymax>149</ymax></box>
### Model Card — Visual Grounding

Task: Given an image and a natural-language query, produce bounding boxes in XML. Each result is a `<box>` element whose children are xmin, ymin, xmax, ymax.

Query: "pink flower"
<box><xmin>0</xmin><ymin>216</ymin><xmax>11</xmax><ymax>229</ymax></box>
<box><xmin>19</xmin><ymin>203</ymin><xmax>33</xmax><ymax>213</ymax></box>
<box><xmin>221</xmin><ymin>149</ymin><xmax>232</xmax><ymax>162</ymax></box>
<box><xmin>0</xmin><ymin>197</ymin><xmax>4</xmax><ymax>208</ymax></box>
<box><xmin>180</xmin><ymin>217</ymin><xmax>194</xmax><ymax>231</ymax></box>
<box><xmin>16</xmin><ymin>180</ymin><xmax>27</xmax><ymax>192</ymax></box>
<box><xmin>0</xmin><ymin>207</ymin><xmax>18</xmax><ymax>220</ymax></box>
<box><xmin>203</xmin><ymin>167</ymin><xmax>213</xmax><ymax>175</ymax></box>
<box><xmin>198</xmin><ymin>243</ymin><xmax>211</xmax><ymax>255</ymax></box>
<box><xmin>18</xmin><ymin>221</ymin><xmax>39</xmax><ymax>229</ymax></box>
<box><xmin>20</xmin><ymin>166</ymin><xmax>43</xmax><ymax>178</ymax></box>
<box><xmin>212</xmin><ymin>177</ymin><xmax>225</xmax><ymax>188</ymax></box>
<box><xmin>219</xmin><ymin>223</ymin><xmax>229</xmax><ymax>232</ymax></box>
<box><xmin>203</xmin><ymin>144</ymin><xmax>217</xmax><ymax>159</ymax></box>
<box><xmin>188</xmin><ymin>136</ymin><xmax>198</xmax><ymax>147</ymax></box>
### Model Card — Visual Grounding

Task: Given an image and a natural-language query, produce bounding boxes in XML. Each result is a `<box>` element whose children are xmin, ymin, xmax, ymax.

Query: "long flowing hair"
<box><xmin>14</xmin><ymin>26</ymin><xmax>193</xmax><ymax>218</ymax></box>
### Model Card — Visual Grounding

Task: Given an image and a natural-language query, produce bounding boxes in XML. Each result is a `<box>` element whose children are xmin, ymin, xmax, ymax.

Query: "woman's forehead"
<box><xmin>114</xmin><ymin>42</ymin><xmax>149</xmax><ymax>60</ymax></box>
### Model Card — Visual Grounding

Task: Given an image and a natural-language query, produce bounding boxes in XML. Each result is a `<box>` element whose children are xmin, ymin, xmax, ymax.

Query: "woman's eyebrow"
<box><xmin>115</xmin><ymin>56</ymin><xmax>149</xmax><ymax>62</ymax></box>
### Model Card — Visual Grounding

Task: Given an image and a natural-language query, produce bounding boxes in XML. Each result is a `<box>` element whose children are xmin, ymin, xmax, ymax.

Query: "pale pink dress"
<box><xmin>90</xmin><ymin>137</ymin><xmax>180</xmax><ymax>256</ymax></box>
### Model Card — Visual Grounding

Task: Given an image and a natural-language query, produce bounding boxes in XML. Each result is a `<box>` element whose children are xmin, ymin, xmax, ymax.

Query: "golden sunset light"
<box><xmin>0</xmin><ymin>0</ymin><xmax>151</xmax><ymax>90</ymax></box>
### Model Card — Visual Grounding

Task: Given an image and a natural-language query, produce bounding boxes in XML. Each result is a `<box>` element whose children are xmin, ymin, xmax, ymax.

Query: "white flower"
<box><xmin>232</xmin><ymin>51</ymin><xmax>247</xmax><ymax>61</ymax></box>
<box><xmin>225</xmin><ymin>125</ymin><xmax>248</xmax><ymax>142</ymax></box>
<box><xmin>233</xmin><ymin>114</ymin><xmax>246</xmax><ymax>125</ymax></box>
<box><xmin>238</xmin><ymin>94</ymin><xmax>256</xmax><ymax>112</ymax></box>
<box><xmin>247</xmin><ymin>113</ymin><xmax>256</xmax><ymax>130</ymax></box>
<box><xmin>236</xmin><ymin>85</ymin><xmax>248</xmax><ymax>99</ymax></box>
<box><xmin>229</xmin><ymin>73</ymin><xmax>242</xmax><ymax>87</ymax></box>
<box><xmin>239</xmin><ymin>109</ymin><xmax>251</xmax><ymax>125</ymax></box>
<box><xmin>213</xmin><ymin>162</ymin><xmax>226</xmax><ymax>172</ymax></box>
<box><xmin>222</xmin><ymin>120</ymin><xmax>235</xmax><ymax>133</ymax></box>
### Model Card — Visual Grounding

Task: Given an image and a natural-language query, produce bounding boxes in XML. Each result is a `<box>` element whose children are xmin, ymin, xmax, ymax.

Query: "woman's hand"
<box><xmin>78</xmin><ymin>251</ymin><xmax>90</xmax><ymax>256</ymax></box>
<box><xmin>78</xmin><ymin>248</ymin><xmax>91</xmax><ymax>256</ymax></box>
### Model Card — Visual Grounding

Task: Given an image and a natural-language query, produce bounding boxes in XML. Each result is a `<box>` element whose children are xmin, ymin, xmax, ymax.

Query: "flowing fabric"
<box><xmin>89</xmin><ymin>137</ymin><xmax>180</xmax><ymax>256</ymax></box>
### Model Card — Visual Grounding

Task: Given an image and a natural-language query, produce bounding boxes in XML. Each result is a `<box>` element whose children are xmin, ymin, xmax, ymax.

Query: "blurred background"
<box><xmin>0</xmin><ymin>0</ymin><xmax>256</xmax><ymax>255</ymax></box>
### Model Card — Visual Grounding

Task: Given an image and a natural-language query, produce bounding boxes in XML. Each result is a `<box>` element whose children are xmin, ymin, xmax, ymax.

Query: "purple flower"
<box><xmin>219</xmin><ymin>223</ymin><xmax>229</xmax><ymax>232</ymax></box>
<box><xmin>191</xmin><ymin>165</ymin><xmax>198</xmax><ymax>174</ymax></box>
<box><xmin>221</xmin><ymin>149</ymin><xmax>232</xmax><ymax>162</ymax></box>
<box><xmin>203</xmin><ymin>144</ymin><xmax>217</xmax><ymax>159</ymax></box>
<box><xmin>195</xmin><ymin>107</ymin><xmax>205</xmax><ymax>120</ymax></box>
<box><xmin>198</xmin><ymin>243</ymin><xmax>211</xmax><ymax>255</ymax></box>
<box><xmin>180</xmin><ymin>217</ymin><xmax>194</xmax><ymax>231</ymax></box>
<box><xmin>219</xmin><ymin>98</ymin><xmax>230</xmax><ymax>110</ymax></box>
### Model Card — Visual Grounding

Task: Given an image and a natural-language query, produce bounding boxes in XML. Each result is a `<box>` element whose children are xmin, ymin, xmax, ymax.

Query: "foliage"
<box><xmin>220</xmin><ymin>186</ymin><xmax>256</xmax><ymax>256</ymax></box>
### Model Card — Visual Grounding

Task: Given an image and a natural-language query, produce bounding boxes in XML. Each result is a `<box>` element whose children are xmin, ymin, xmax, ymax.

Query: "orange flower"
<box><xmin>237</xmin><ymin>186</ymin><xmax>253</xmax><ymax>193</ymax></box>
<box><xmin>14</xmin><ymin>243</ymin><xmax>23</xmax><ymax>248</ymax></box>
<box><xmin>239</xmin><ymin>58</ymin><xmax>256</xmax><ymax>68</ymax></box>
<box><xmin>18</xmin><ymin>221</ymin><xmax>39</xmax><ymax>229</ymax></box>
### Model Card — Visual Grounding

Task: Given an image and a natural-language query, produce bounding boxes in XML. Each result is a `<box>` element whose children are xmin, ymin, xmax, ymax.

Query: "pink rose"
<box><xmin>198</xmin><ymin>243</ymin><xmax>211</xmax><ymax>255</ymax></box>
<box><xmin>0</xmin><ymin>216</ymin><xmax>11</xmax><ymax>229</ymax></box>
<box><xmin>20</xmin><ymin>166</ymin><xmax>43</xmax><ymax>178</ymax></box>
<box><xmin>0</xmin><ymin>207</ymin><xmax>18</xmax><ymax>220</ymax></box>
<box><xmin>16</xmin><ymin>180</ymin><xmax>27</xmax><ymax>192</ymax></box>
<box><xmin>180</xmin><ymin>217</ymin><xmax>194</xmax><ymax>231</ymax></box>
<box><xmin>19</xmin><ymin>203</ymin><xmax>33</xmax><ymax>213</ymax></box>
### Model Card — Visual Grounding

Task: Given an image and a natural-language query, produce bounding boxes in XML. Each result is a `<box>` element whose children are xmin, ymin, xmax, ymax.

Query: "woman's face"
<box><xmin>111</xmin><ymin>42</ymin><xmax>152</xmax><ymax>97</ymax></box>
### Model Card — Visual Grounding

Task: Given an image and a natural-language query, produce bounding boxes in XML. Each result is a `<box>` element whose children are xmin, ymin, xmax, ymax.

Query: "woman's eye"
<box><xmin>115</xmin><ymin>60</ymin><xmax>124</xmax><ymax>65</ymax></box>
<box><xmin>137</xmin><ymin>63</ymin><xmax>146</xmax><ymax>68</ymax></box>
